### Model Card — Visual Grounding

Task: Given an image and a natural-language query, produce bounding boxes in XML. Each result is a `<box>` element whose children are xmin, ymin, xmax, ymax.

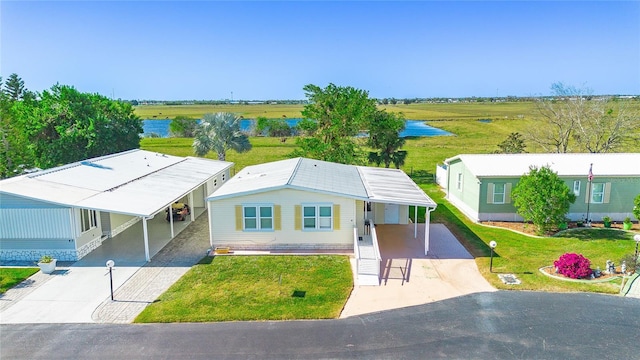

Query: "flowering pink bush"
<box><xmin>554</xmin><ymin>253</ymin><xmax>593</xmax><ymax>279</ymax></box>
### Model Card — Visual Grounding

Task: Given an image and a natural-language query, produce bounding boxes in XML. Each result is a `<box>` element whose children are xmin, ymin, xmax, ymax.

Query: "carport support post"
<box><xmin>414</xmin><ymin>206</ymin><xmax>418</xmax><ymax>238</ymax></box>
<box><xmin>143</xmin><ymin>217</ymin><xmax>151</xmax><ymax>262</ymax></box>
<box><xmin>168</xmin><ymin>205</ymin><xmax>174</xmax><ymax>238</ymax></box>
<box><xmin>425</xmin><ymin>207</ymin><xmax>435</xmax><ymax>256</ymax></box>
<box><xmin>189</xmin><ymin>192</ymin><xmax>195</xmax><ymax>221</ymax></box>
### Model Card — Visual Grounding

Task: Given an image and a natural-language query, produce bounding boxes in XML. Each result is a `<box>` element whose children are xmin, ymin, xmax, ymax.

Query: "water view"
<box><xmin>143</xmin><ymin>119</ymin><xmax>452</xmax><ymax>138</ymax></box>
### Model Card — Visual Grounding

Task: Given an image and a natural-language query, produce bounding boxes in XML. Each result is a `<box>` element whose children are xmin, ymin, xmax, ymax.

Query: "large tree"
<box><xmin>528</xmin><ymin>82</ymin><xmax>638</xmax><ymax>153</ymax></box>
<box><xmin>572</xmin><ymin>99</ymin><xmax>639</xmax><ymax>153</ymax></box>
<box><xmin>3</xmin><ymin>73</ymin><xmax>25</xmax><ymax>101</ymax></box>
<box><xmin>294</xmin><ymin>83</ymin><xmax>377</xmax><ymax>165</ymax></box>
<box><xmin>0</xmin><ymin>77</ymin><xmax>36</xmax><ymax>178</ymax></box>
<box><xmin>169</xmin><ymin>115</ymin><xmax>198</xmax><ymax>137</ymax></box>
<box><xmin>255</xmin><ymin>116</ymin><xmax>293</xmax><ymax>141</ymax></box>
<box><xmin>367</xmin><ymin>110</ymin><xmax>407</xmax><ymax>168</ymax></box>
<box><xmin>511</xmin><ymin>165</ymin><xmax>576</xmax><ymax>235</ymax></box>
<box><xmin>193</xmin><ymin>112</ymin><xmax>252</xmax><ymax>161</ymax></box>
<box><xmin>495</xmin><ymin>132</ymin><xmax>527</xmax><ymax>154</ymax></box>
<box><xmin>10</xmin><ymin>84</ymin><xmax>142</xmax><ymax>169</ymax></box>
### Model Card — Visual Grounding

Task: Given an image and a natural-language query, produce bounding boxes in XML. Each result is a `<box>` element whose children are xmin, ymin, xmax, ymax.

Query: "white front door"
<box><xmin>384</xmin><ymin>204</ymin><xmax>400</xmax><ymax>224</ymax></box>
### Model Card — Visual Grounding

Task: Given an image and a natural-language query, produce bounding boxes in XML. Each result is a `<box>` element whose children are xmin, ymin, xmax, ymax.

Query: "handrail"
<box><xmin>353</xmin><ymin>226</ymin><xmax>360</xmax><ymax>260</ymax></box>
<box><xmin>370</xmin><ymin>221</ymin><xmax>381</xmax><ymax>262</ymax></box>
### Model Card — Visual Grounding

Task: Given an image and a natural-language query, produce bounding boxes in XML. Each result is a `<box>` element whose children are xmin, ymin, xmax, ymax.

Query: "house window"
<box><xmin>591</xmin><ymin>183</ymin><xmax>605</xmax><ymax>204</ymax></box>
<box><xmin>492</xmin><ymin>183</ymin><xmax>506</xmax><ymax>204</ymax></box>
<box><xmin>573</xmin><ymin>181</ymin><xmax>580</xmax><ymax>196</ymax></box>
<box><xmin>456</xmin><ymin>173</ymin><xmax>463</xmax><ymax>191</ymax></box>
<box><xmin>303</xmin><ymin>204</ymin><xmax>333</xmax><ymax>230</ymax></box>
<box><xmin>243</xmin><ymin>205</ymin><xmax>273</xmax><ymax>230</ymax></box>
<box><xmin>81</xmin><ymin>209</ymin><xmax>97</xmax><ymax>232</ymax></box>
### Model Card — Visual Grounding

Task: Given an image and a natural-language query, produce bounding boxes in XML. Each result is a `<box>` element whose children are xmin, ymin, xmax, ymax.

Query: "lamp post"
<box><xmin>106</xmin><ymin>260</ymin><xmax>115</xmax><ymax>301</ymax></box>
<box><xmin>489</xmin><ymin>241</ymin><xmax>497</xmax><ymax>273</ymax></box>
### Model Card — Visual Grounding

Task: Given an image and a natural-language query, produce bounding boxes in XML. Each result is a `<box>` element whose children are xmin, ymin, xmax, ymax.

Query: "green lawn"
<box><xmin>0</xmin><ymin>268</ymin><xmax>39</xmax><ymax>293</ymax></box>
<box><xmin>135</xmin><ymin>255</ymin><xmax>353</xmax><ymax>323</ymax></box>
<box><xmin>424</xmin><ymin>183</ymin><xmax>634</xmax><ymax>294</ymax></box>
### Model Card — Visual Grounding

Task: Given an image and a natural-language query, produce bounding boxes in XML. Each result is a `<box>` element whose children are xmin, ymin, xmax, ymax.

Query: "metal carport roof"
<box><xmin>0</xmin><ymin>149</ymin><xmax>233</xmax><ymax>217</ymax></box>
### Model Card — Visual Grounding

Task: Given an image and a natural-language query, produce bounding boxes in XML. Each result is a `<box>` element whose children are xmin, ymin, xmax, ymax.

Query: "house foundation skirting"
<box><xmin>212</xmin><ymin>243</ymin><xmax>354</xmax><ymax>251</ymax></box>
<box><xmin>0</xmin><ymin>249</ymin><xmax>78</xmax><ymax>262</ymax></box>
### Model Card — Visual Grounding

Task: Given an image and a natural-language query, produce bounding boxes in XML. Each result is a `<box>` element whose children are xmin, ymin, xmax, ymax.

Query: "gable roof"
<box><xmin>207</xmin><ymin>157</ymin><xmax>436</xmax><ymax>207</ymax></box>
<box><xmin>444</xmin><ymin>153</ymin><xmax>640</xmax><ymax>178</ymax></box>
<box><xmin>0</xmin><ymin>149</ymin><xmax>233</xmax><ymax>217</ymax></box>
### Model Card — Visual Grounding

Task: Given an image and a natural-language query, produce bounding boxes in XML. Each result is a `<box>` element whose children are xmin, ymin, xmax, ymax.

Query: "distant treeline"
<box><xmin>128</xmin><ymin>95</ymin><xmax>639</xmax><ymax>106</ymax></box>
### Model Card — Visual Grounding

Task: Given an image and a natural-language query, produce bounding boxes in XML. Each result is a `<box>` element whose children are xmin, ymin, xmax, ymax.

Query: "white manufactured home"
<box><xmin>0</xmin><ymin>149</ymin><xmax>232</xmax><ymax>262</ymax></box>
<box><xmin>207</xmin><ymin>158</ymin><xmax>437</xmax><ymax>284</ymax></box>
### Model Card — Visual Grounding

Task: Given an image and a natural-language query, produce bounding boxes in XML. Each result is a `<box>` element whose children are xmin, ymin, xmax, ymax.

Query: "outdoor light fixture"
<box><xmin>634</xmin><ymin>234</ymin><xmax>640</xmax><ymax>259</ymax></box>
<box><xmin>106</xmin><ymin>259</ymin><xmax>115</xmax><ymax>301</ymax></box>
<box><xmin>489</xmin><ymin>241</ymin><xmax>497</xmax><ymax>273</ymax></box>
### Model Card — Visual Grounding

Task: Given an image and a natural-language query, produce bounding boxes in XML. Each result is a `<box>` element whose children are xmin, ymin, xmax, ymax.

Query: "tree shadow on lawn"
<box><xmin>555</xmin><ymin>228</ymin><xmax>634</xmax><ymax>241</ymax></box>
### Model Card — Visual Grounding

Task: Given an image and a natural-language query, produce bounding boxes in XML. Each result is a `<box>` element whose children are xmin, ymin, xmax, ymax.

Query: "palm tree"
<box><xmin>193</xmin><ymin>112</ymin><xmax>252</xmax><ymax>161</ymax></box>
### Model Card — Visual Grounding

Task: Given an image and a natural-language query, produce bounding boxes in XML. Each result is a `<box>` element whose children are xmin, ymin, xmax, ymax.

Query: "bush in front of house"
<box><xmin>554</xmin><ymin>253</ymin><xmax>593</xmax><ymax>279</ymax></box>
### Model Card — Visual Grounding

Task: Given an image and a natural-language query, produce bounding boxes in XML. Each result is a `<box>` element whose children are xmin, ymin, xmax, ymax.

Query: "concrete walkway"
<box><xmin>91</xmin><ymin>216</ymin><xmax>210</xmax><ymax>323</ymax></box>
<box><xmin>623</xmin><ymin>273</ymin><xmax>640</xmax><ymax>298</ymax></box>
<box><xmin>341</xmin><ymin>224</ymin><xmax>496</xmax><ymax>318</ymax></box>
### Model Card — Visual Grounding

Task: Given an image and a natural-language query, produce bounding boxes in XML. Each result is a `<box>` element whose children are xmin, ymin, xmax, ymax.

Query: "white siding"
<box><xmin>0</xmin><ymin>208</ymin><xmax>73</xmax><ymax>239</ymax></box>
<box><xmin>210</xmin><ymin>188</ymin><xmax>356</xmax><ymax>249</ymax></box>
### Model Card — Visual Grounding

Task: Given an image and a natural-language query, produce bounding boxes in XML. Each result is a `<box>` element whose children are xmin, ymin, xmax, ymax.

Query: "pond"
<box><xmin>142</xmin><ymin>119</ymin><xmax>452</xmax><ymax>138</ymax></box>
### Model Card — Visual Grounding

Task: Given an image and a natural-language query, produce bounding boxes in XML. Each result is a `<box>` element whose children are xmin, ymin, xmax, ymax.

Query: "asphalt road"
<box><xmin>2</xmin><ymin>291</ymin><xmax>638</xmax><ymax>359</ymax></box>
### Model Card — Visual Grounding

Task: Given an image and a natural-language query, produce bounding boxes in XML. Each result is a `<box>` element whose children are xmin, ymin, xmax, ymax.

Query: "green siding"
<box><xmin>447</xmin><ymin>159</ymin><xmax>481</xmax><ymax>214</ymax></box>
<box><xmin>478</xmin><ymin>178</ymin><xmax>520</xmax><ymax>214</ymax></box>
<box><xmin>565</xmin><ymin>176</ymin><xmax>639</xmax><ymax>214</ymax></box>
<box><xmin>477</xmin><ymin>176</ymin><xmax>639</xmax><ymax>216</ymax></box>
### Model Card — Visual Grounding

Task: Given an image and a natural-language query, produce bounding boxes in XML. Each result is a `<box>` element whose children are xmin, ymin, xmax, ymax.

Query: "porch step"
<box><xmin>358</xmin><ymin>273</ymin><xmax>380</xmax><ymax>286</ymax></box>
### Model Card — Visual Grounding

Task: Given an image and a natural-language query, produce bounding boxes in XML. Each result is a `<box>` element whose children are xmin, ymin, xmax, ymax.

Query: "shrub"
<box><xmin>553</xmin><ymin>253</ymin><xmax>593</xmax><ymax>279</ymax></box>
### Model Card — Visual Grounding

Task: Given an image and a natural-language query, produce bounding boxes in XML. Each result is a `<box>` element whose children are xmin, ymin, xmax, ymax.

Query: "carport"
<box><xmin>73</xmin><ymin>155</ymin><xmax>233</xmax><ymax>262</ymax></box>
<box><xmin>0</xmin><ymin>150</ymin><xmax>233</xmax><ymax>263</ymax></box>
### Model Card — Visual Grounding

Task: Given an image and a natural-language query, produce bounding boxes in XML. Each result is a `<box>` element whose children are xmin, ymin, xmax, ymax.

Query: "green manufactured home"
<box><xmin>440</xmin><ymin>153</ymin><xmax>640</xmax><ymax>223</ymax></box>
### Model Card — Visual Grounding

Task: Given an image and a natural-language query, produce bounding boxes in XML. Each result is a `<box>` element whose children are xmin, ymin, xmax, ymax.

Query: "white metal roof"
<box><xmin>444</xmin><ymin>153</ymin><xmax>640</xmax><ymax>178</ymax></box>
<box><xmin>0</xmin><ymin>149</ymin><xmax>233</xmax><ymax>217</ymax></box>
<box><xmin>208</xmin><ymin>158</ymin><xmax>436</xmax><ymax>207</ymax></box>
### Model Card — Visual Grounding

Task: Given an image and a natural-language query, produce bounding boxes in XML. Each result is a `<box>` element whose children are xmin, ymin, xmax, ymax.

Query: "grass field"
<box><xmin>135</xmin><ymin>255</ymin><xmax>353</xmax><ymax>322</ymax></box>
<box><xmin>134</xmin><ymin>103</ymin><xmax>305</xmax><ymax>119</ymax></box>
<box><xmin>134</xmin><ymin>101</ymin><xmax>546</xmax><ymax>121</ymax></box>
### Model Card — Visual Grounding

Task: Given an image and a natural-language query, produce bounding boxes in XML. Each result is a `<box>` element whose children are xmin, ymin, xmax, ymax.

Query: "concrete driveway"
<box><xmin>0</xmin><ymin>213</ymin><xmax>207</xmax><ymax>324</ymax></box>
<box><xmin>341</xmin><ymin>224</ymin><xmax>495</xmax><ymax>317</ymax></box>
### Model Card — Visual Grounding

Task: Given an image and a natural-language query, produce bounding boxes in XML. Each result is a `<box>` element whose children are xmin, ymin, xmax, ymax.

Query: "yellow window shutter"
<box><xmin>294</xmin><ymin>205</ymin><xmax>301</xmax><ymax>230</ymax></box>
<box><xmin>486</xmin><ymin>183</ymin><xmax>494</xmax><ymax>204</ymax></box>
<box><xmin>235</xmin><ymin>205</ymin><xmax>242</xmax><ymax>231</ymax></box>
<box><xmin>274</xmin><ymin>205</ymin><xmax>281</xmax><ymax>230</ymax></box>
<box><xmin>505</xmin><ymin>183</ymin><xmax>512</xmax><ymax>204</ymax></box>
<box><xmin>603</xmin><ymin>182</ymin><xmax>611</xmax><ymax>203</ymax></box>
<box><xmin>333</xmin><ymin>204</ymin><xmax>340</xmax><ymax>230</ymax></box>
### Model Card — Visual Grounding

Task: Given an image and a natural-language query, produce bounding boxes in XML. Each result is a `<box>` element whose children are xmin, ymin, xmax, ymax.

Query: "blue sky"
<box><xmin>2</xmin><ymin>1</ymin><xmax>639</xmax><ymax>100</ymax></box>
